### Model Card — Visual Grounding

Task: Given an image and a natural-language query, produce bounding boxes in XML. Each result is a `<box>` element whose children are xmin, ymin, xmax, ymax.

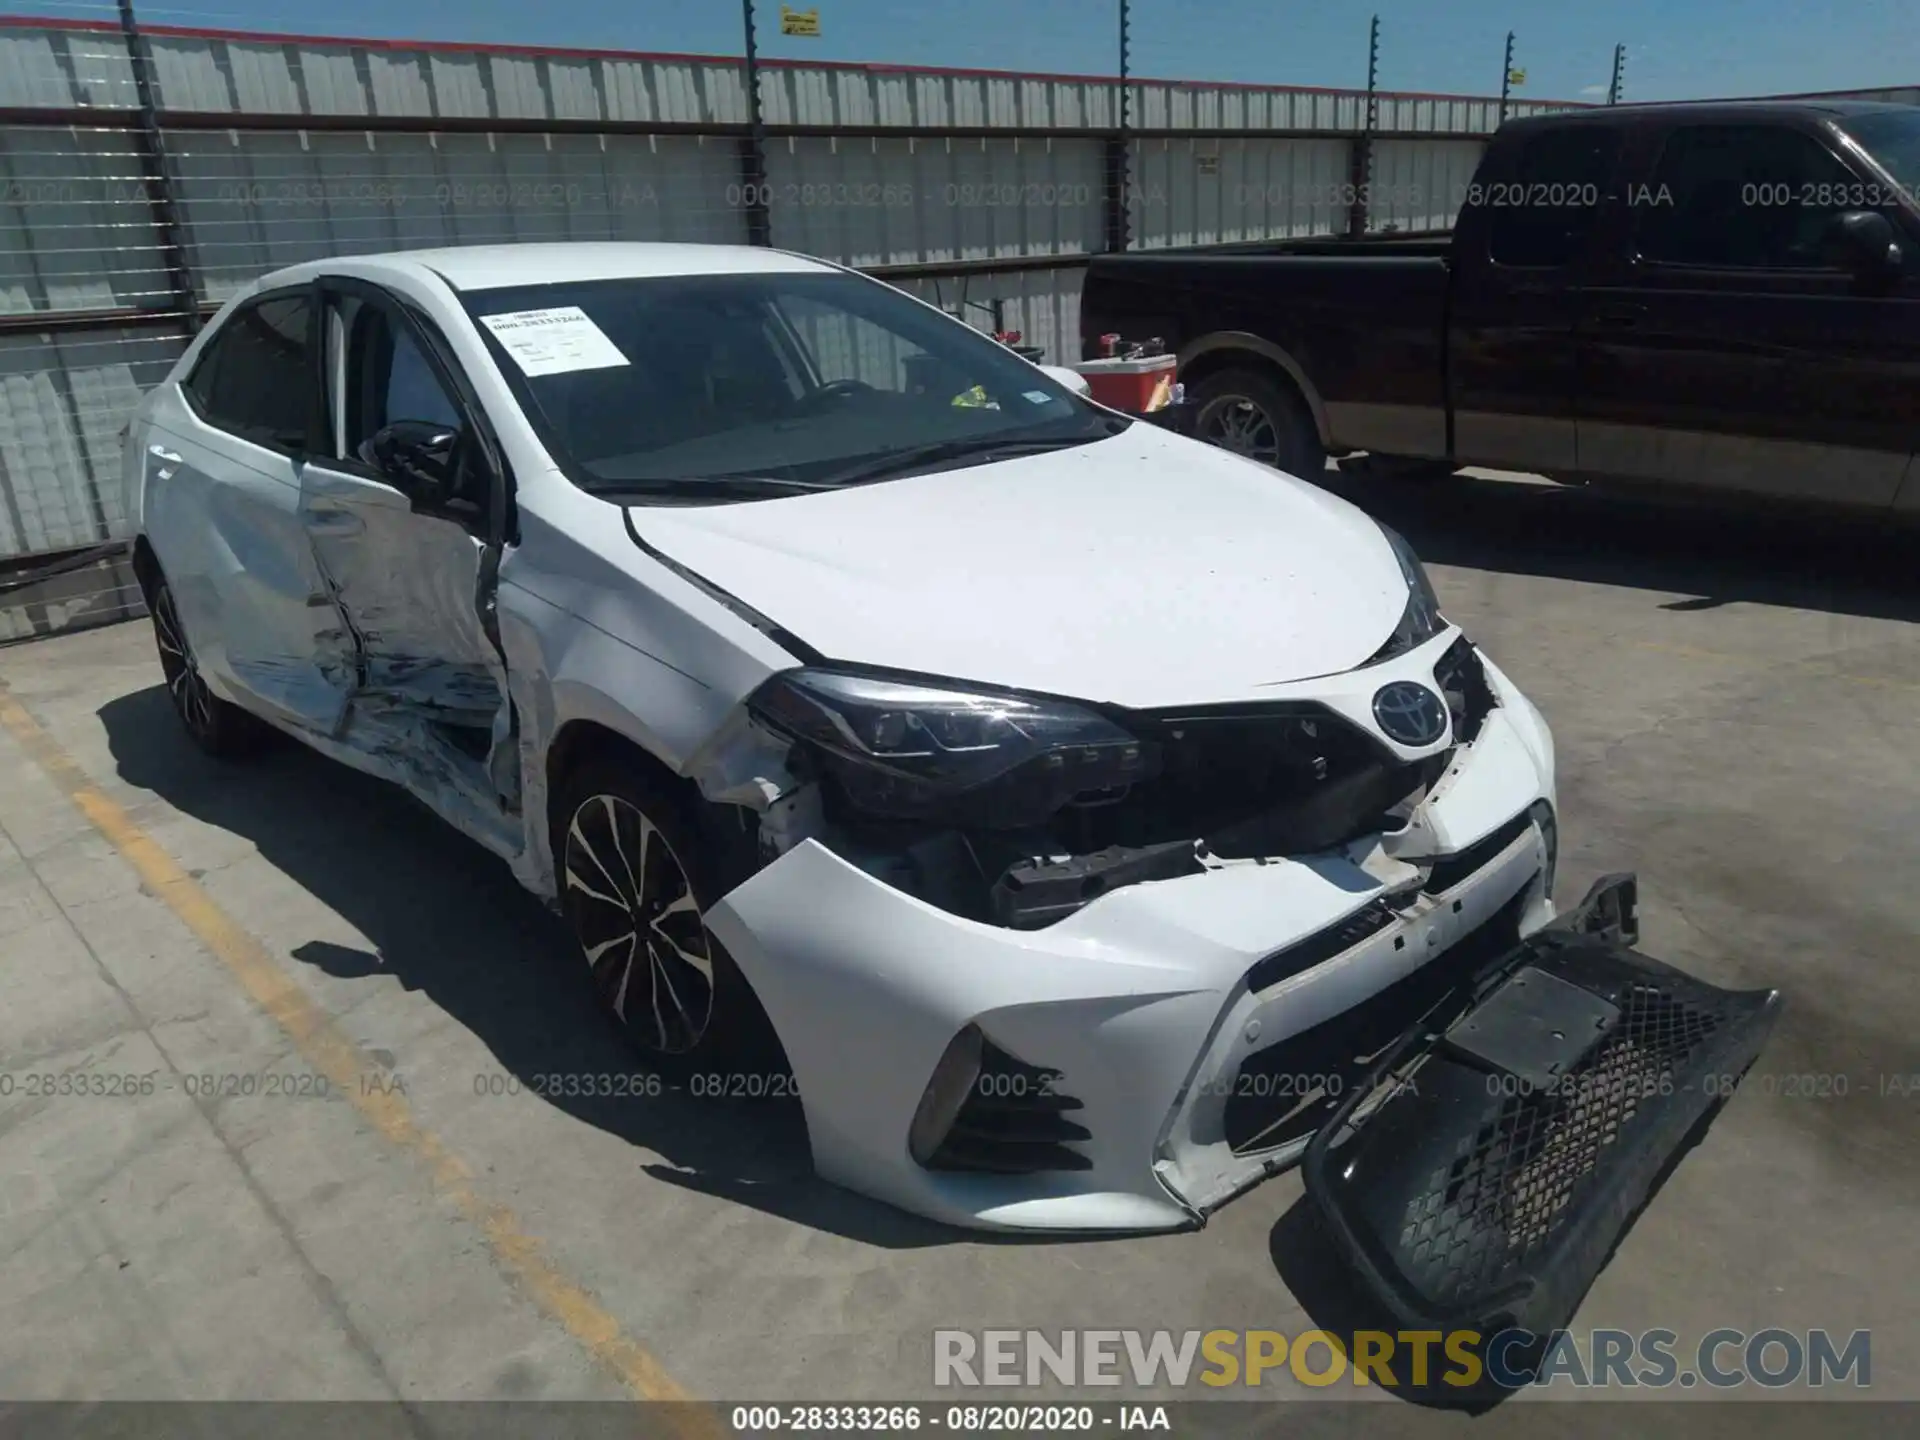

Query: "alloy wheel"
<box><xmin>562</xmin><ymin>793</ymin><xmax>715</xmax><ymax>1054</ymax></box>
<box><xmin>1198</xmin><ymin>395</ymin><xmax>1282</xmax><ymax>464</ymax></box>
<box><xmin>153</xmin><ymin>583</ymin><xmax>216</xmax><ymax>740</ymax></box>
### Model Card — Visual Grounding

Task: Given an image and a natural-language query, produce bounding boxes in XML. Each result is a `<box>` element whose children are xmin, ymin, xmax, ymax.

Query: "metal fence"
<box><xmin>0</xmin><ymin>5</ymin><xmax>1599</xmax><ymax>638</ymax></box>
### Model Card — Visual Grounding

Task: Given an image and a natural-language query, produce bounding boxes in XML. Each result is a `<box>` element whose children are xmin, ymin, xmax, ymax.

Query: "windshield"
<box><xmin>461</xmin><ymin>269</ymin><xmax>1120</xmax><ymax>499</ymax></box>
<box><xmin>1837</xmin><ymin>110</ymin><xmax>1920</xmax><ymax>198</ymax></box>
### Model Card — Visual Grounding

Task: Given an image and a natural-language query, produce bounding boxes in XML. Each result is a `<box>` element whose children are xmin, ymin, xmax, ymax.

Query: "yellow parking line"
<box><xmin>0</xmin><ymin>681</ymin><xmax>715</xmax><ymax>1430</ymax></box>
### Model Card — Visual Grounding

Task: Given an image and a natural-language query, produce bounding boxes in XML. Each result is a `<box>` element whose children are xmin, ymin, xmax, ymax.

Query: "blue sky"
<box><xmin>13</xmin><ymin>0</ymin><xmax>1918</xmax><ymax>101</ymax></box>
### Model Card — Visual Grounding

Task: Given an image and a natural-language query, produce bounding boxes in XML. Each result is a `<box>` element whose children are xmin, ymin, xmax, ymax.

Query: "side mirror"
<box><xmin>359</xmin><ymin>420</ymin><xmax>459</xmax><ymax>506</ymax></box>
<box><xmin>1823</xmin><ymin>209</ymin><xmax>1904</xmax><ymax>286</ymax></box>
<box><xmin>1037</xmin><ymin>363</ymin><xmax>1092</xmax><ymax>398</ymax></box>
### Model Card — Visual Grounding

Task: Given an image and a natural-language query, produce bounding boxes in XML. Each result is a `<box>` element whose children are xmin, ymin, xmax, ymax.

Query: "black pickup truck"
<box><xmin>1081</xmin><ymin>100</ymin><xmax>1920</xmax><ymax>516</ymax></box>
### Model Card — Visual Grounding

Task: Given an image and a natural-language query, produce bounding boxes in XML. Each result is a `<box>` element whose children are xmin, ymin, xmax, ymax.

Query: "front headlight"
<box><xmin>1366</xmin><ymin>523</ymin><xmax>1446</xmax><ymax>664</ymax></box>
<box><xmin>749</xmin><ymin>667</ymin><xmax>1155</xmax><ymax>827</ymax></box>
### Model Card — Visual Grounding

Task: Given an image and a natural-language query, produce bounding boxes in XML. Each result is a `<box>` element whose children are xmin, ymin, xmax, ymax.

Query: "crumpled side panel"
<box><xmin>297</xmin><ymin>464</ymin><xmax>522</xmax><ymax>853</ymax></box>
<box><xmin>286</xmin><ymin>691</ymin><xmax>524</xmax><ymax>866</ymax></box>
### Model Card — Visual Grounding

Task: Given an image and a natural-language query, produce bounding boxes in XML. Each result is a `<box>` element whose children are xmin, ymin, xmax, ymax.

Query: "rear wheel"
<box><xmin>554</xmin><ymin>758</ymin><xmax>780</xmax><ymax>1077</ymax></box>
<box><xmin>1190</xmin><ymin>366</ymin><xmax>1327</xmax><ymax>478</ymax></box>
<box><xmin>148</xmin><ymin>574</ymin><xmax>267</xmax><ymax>757</ymax></box>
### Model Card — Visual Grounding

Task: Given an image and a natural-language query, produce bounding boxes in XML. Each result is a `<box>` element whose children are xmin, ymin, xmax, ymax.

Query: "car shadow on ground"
<box><xmin>99</xmin><ymin>682</ymin><xmax>1006</xmax><ymax>1250</ymax></box>
<box><xmin>1321</xmin><ymin>464</ymin><xmax>1920</xmax><ymax>625</ymax></box>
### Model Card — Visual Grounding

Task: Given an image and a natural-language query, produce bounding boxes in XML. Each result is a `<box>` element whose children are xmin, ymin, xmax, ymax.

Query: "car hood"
<box><xmin>626</xmin><ymin>425</ymin><xmax>1409</xmax><ymax>710</ymax></box>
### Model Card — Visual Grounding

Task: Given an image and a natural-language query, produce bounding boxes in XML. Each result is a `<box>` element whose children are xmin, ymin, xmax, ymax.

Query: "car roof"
<box><xmin>1504</xmin><ymin>98</ymin><xmax>1919</xmax><ymax>131</ymax></box>
<box><xmin>248</xmin><ymin>241</ymin><xmax>839</xmax><ymax>299</ymax></box>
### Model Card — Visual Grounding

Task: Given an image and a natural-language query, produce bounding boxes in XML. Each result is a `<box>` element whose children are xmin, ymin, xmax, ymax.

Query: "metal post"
<box><xmin>116</xmin><ymin>0</ymin><xmax>200</xmax><ymax>329</ymax></box>
<box><xmin>1607</xmin><ymin>43</ymin><xmax>1626</xmax><ymax>105</ymax></box>
<box><xmin>1499</xmin><ymin>31</ymin><xmax>1515</xmax><ymax>124</ymax></box>
<box><xmin>1103</xmin><ymin>0</ymin><xmax>1132</xmax><ymax>254</ymax></box>
<box><xmin>1347</xmin><ymin>14</ymin><xmax>1379</xmax><ymax>238</ymax></box>
<box><xmin>739</xmin><ymin>0</ymin><xmax>772</xmax><ymax>245</ymax></box>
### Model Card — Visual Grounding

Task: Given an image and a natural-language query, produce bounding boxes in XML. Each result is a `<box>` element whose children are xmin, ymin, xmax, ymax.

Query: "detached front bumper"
<box><xmin>1303</xmin><ymin>873</ymin><xmax>1783</xmax><ymax>1337</ymax></box>
<box><xmin>704</xmin><ymin>659</ymin><xmax>1561</xmax><ymax>1233</ymax></box>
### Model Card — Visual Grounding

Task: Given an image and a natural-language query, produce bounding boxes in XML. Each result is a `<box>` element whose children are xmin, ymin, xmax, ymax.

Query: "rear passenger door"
<box><xmin>1448</xmin><ymin>124</ymin><xmax>1622</xmax><ymax>473</ymax></box>
<box><xmin>146</xmin><ymin>286</ymin><xmax>355</xmax><ymax>733</ymax></box>
<box><xmin>1574</xmin><ymin>122</ymin><xmax>1920</xmax><ymax>508</ymax></box>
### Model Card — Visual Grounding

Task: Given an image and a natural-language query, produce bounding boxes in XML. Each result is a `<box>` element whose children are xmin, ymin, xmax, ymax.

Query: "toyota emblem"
<box><xmin>1372</xmin><ymin>681</ymin><xmax>1450</xmax><ymax>747</ymax></box>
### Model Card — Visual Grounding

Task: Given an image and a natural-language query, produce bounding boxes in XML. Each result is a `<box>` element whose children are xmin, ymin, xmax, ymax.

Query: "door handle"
<box><xmin>147</xmin><ymin>444</ymin><xmax>183</xmax><ymax>465</ymax></box>
<box><xmin>1592</xmin><ymin>304</ymin><xmax>1646</xmax><ymax>329</ymax></box>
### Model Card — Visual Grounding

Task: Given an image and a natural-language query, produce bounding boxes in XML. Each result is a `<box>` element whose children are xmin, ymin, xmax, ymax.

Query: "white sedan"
<box><xmin>122</xmin><ymin>242</ymin><xmax>1560</xmax><ymax>1233</ymax></box>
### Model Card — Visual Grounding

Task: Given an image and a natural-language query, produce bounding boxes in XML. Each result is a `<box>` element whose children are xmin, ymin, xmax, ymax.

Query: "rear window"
<box><xmin>1486</xmin><ymin>127</ymin><xmax>1620</xmax><ymax>269</ymax></box>
<box><xmin>183</xmin><ymin>292</ymin><xmax>313</xmax><ymax>452</ymax></box>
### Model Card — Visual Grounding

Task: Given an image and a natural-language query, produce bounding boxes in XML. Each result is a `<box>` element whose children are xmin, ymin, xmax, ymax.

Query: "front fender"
<box><xmin>496</xmin><ymin>491</ymin><xmax>806</xmax><ymax>897</ymax></box>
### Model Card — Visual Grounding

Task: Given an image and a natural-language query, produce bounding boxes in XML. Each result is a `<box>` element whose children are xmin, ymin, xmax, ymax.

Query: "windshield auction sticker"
<box><xmin>479</xmin><ymin>306</ymin><xmax>629</xmax><ymax>376</ymax></box>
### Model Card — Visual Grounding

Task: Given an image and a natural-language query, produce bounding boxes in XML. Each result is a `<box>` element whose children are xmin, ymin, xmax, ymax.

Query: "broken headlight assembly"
<box><xmin>748</xmin><ymin>668</ymin><xmax>1157</xmax><ymax>828</ymax></box>
<box><xmin>1366</xmin><ymin>523</ymin><xmax>1446</xmax><ymax>665</ymax></box>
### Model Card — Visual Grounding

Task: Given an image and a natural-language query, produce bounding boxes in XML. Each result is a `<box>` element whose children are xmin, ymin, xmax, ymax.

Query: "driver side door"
<box><xmin>295</xmin><ymin>278</ymin><xmax>516</xmax><ymax>812</ymax></box>
<box><xmin>1574</xmin><ymin>121</ymin><xmax>1920</xmax><ymax>509</ymax></box>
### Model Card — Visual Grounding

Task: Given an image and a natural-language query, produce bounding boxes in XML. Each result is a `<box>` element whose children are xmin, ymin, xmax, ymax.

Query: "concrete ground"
<box><xmin>1</xmin><ymin>470</ymin><xmax>1916</xmax><ymax>1427</ymax></box>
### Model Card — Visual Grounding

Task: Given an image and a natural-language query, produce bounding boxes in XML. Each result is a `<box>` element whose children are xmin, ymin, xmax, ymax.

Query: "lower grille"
<box><xmin>926</xmin><ymin>1039</ymin><xmax>1093</xmax><ymax>1174</ymax></box>
<box><xmin>1223</xmin><ymin>890</ymin><xmax>1528</xmax><ymax>1155</ymax></box>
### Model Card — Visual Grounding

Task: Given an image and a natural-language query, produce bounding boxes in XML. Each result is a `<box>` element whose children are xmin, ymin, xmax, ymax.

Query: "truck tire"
<box><xmin>1190</xmin><ymin>368</ymin><xmax>1327</xmax><ymax>479</ymax></box>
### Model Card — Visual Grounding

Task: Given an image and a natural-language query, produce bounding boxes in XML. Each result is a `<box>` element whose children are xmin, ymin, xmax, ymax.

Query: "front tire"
<box><xmin>554</xmin><ymin>759</ymin><xmax>778</xmax><ymax>1076</ymax></box>
<box><xmin>148</xmin><ymin>574</ymin><xmax>267</xmax><ymax>757</ymax></box>
<box><xmin>1190</xmin><ymin>367</ymin><xmax>1327</xmax><ymax>479</ymax></box>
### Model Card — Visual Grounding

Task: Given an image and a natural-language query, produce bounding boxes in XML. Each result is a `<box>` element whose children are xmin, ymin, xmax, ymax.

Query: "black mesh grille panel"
<box><xmin>1305</xmin><ymin>927</ymin><xmax>1783</xmax><ymax>1335</ymax></box>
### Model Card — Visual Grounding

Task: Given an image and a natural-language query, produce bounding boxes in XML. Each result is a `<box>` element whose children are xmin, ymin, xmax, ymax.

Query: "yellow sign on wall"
<box><xmin>781</xmin><ymin>6</ymin><xmax>821</xmax><ymax>36</ymax></box>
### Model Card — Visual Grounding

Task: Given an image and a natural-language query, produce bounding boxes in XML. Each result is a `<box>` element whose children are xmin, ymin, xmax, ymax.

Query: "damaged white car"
<box><xmin>129</xmin><ymin>242</ymin><xmax>1597</xmax><ymax>1243</ymax></box>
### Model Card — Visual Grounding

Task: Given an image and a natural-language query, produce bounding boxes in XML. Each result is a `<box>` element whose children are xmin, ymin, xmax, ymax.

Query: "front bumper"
<box><xmin>704</xmin><ymin>657</ymin><xmax>1560</xmax><ymax>1233</ymax></box>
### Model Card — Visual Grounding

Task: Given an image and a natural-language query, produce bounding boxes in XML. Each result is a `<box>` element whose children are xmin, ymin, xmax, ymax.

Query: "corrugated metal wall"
<box><xmin>0</xmin><ymin>326</ymin><xmax>187</xmax><ymax>556</ymax></box>
<box><xmin>1128</xmin><ymin>136</ymin><xmax>1352</xmax><ymax>248</ymax></box>
<box><xmin>1368</xmin><ymin>137</ymin><xmax>1488</xmax><ymax>235</ymax></box>
<box><xmin>0</xmin><ymin>126</ymin><xmax>171</xmax><ymax>314</ymax></box>
<box><xmin>763</xmin><ymin>135</ymin><xmax>1108</xmax><ymax>267</ymax></box>
<box><xmin>0</xmin><ymin>14</ymin><xmax>1594</xmax><ymax>599</ymax></box>
<box><xmin>0</xmin><ymin>22</ymin><xmax>1587</xmax><ymax>132</ymax></box>
<box><xmin>891</xmin><ymin>265</ymin><xmax>1085</xmax><ymax>377</ymax></box>
<box><xmin>164</xmin><ymin>129</ymin><xmax>749</xmax><ymax>301</ymax></box>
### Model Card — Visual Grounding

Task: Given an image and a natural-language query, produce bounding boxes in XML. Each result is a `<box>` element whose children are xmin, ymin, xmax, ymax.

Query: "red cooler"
<box><xmin>1072</xmin><ymin>353</ymin><xmax>1179</xmax><ymax>413</ymax></box>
